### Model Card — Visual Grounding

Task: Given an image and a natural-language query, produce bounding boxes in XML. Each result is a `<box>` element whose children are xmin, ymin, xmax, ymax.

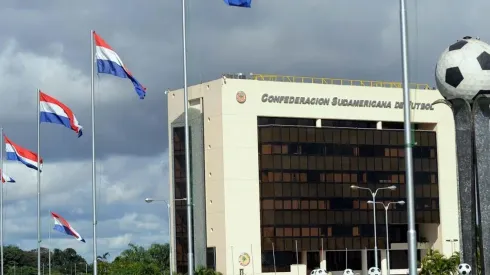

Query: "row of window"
<box><xmin>261</xmin><ymin>209</ymin><xmax>440</xmax><ymax>225</ymax></box>
<box><xmin>173</xmin><ymin>127</ymin><xmax>189</xmax><ymax>274</ymax></box>
<box><xmin>260</xmin><ymin>155</ymin><xmax>438</xmax><ymax>172</ymax></box>
<box><xmin>256</xmin><ymin>119</ymin><xmax>432</xmax><ymax>271</ymax></box>
<box><xmin>262</xmin><ymin>236</ymin><xmax>391</xmax><ymax>251</ymax></box>
<box><xmin>260</xmin><ymin>198</ymin><xmax>438</xmax><ymax>210</ymax></box>
<box><xmin>258</xmin><ymin>117</ymin><xmax>318</xmax><ymax>127</ymax></box>
<box><xmin>263</xmin><ymin>224</ymin><xmax>407</xmax><ymax>238</ymax></box>
<box><xmin>172</xmin><ymin>127</ymin><xmax>188</xmax><ymax>153</ymax></box>
<box><xmin>258</xmin><ymin>117</ymin><xmax>427</xmax><ymax>130</ymax></box>
<box><xmin>258</xmin><ymin>127</ymin><xmax>436</xmax><ymax>147</ymax></box>
<box><xmin>260</xmin><ymin>183</ymin><xmax>438</xmax><ymax>199</ymax></box>
<box><xmin>260</xmin><ymin>143</ymin><xmax>437</xmax><ymax>158</ymax></box>
<box><xmin>260</xmin><ymin>171</ymin><xmax>438</xmax><ymax>185</ymax></box>
<box><xmin>261</xmin><ymin>171</ymin><xmax>438</xmax><ymax>184</ymax></box>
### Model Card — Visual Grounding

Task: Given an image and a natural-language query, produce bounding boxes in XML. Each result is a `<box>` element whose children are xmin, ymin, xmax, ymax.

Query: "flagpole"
<box><xmin>36</xmin><ymin>88</ymin><xmax>41</xmax><ymax>275</ymax></box>
<box><xmin>399</xmin><ymin>0</ymin><xmax>417</xmax><ymax>274</ymax></box>
<box><xmin>48</xmin><ymin>214</ymin><xmax>51</xmax><ymax>275</ymax></box>
<box><xmin>0</xmin><ymin>126</ymin><xmax>4</xmax><ymax>275</ymax></box>
<box><xmin>90</xmin><ymin>30</ymin><xmax>98</xmax><ymax>275</ymax></box>
<box><xmin>181</xmin><ymin>1</ymin><xmax>194</xmax><ymax>275</ymax></box>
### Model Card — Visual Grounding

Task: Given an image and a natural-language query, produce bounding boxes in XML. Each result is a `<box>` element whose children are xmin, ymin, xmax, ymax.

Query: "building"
<box><xmin>167</xmin><ymin>73</ymin><xmax>460</xmax><ymax>275</ymax></box>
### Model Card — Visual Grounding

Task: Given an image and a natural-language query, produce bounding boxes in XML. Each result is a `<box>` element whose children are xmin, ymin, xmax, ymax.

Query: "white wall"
<box><xmin>219</xmin><ymin>79</ymin><xmax>459</xmax><ymax>273</ymax></box>
<box><xmin>169</xmin><ymin>77</ymin><xmax>460</xmax><ymax>274</ymax></box>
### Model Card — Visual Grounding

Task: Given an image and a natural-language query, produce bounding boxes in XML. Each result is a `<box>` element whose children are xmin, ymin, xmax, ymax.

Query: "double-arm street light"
<box><xmin>368</xmin><ymin>200</ymin><xmax>405</xmax><ymax>275</ymax></box>
<box><xmin>145</xmin><ymin>197</ymin><xmax>187</xmax><ymax>275</ymax></box>
<box><xmin>350</xmin><ymin>185</ymin><xmax>397</xmax><ymax>269</ymax></box>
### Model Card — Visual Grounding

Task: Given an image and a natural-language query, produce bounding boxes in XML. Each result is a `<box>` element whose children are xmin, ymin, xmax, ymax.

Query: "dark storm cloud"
<box><xmin>0</xmin><ymin>91</ymin><xmax>169</xmax><ymax>161</ymax></box>
<box><xmin>2</xmin><ymin>152</ymin><xmax>169</xmax><ymax>250</ymax></box>
<box><xmin>1</xmin><ymin>0</ymin><xmax>490</xmax><ymax>261</ymax></box>
<box><xmin>2</xmin><ymin>0</ymin><xmax>485</xmax><ymax>162</ymax></box>
<box><xmin>3</xmin><ymin>201</ymin><xmax>169</xmax><ymax>247</ymax></box>
<box><xmin>0</xmin><ymin>0</ymin><xmax>182</xmax><ymax>160</ymax></box>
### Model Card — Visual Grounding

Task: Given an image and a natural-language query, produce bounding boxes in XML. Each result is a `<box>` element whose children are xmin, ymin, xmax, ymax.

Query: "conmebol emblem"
<box><xmin>236</xmin><ymin>91</ymin><xmax>246</xmax><ymax>103</ymax></box>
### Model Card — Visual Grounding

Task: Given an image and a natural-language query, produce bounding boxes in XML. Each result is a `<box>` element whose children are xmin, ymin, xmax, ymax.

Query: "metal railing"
<box><xmin>224</xmin><ymin>73</ymin><xmax>433</xmax><ymax>90</ymax></box>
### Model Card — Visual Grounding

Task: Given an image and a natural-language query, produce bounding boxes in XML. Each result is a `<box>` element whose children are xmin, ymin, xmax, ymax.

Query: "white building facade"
<box><xmin>167</xmin><ymin>74</ymin><xmax>460</xmax><ymax>275</ymax></box>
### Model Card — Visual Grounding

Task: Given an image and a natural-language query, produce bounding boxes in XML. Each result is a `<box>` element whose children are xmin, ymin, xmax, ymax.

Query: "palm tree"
<box><xmin>97</xmin><ymin>252</ymin><xmax>110</xmax><ymax>262</ymax></box>
<box><xmin>97</xmin><ymin>252</ymin><xmax>110</xmax><ymax>275</ymax></box>
<box><xmin>119</xmin><ymin>243</ymin><xmax>150</xmax><ymax>263</ymax></box>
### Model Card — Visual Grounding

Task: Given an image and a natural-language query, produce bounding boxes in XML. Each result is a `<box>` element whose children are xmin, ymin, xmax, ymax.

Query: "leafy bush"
<box><xmin>419</xmin><ymin>249</ymin><xmax>460</xmax><ymax>275</ymax></box>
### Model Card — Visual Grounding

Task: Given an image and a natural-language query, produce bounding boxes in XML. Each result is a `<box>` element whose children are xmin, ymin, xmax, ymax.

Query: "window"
<box><xmin>353</xmin><ymin>226</ymin><xmax>360</xmax><ymax>237</ymax></box>
<box><xmin>206</xmin><ymin>247</ymin><xmax>216</xmax><ymax>270</ymax></box>
<box><xmin>322</xmin><ymin>119</ymin><xmax>377</xmax><ymax>128</ymax></box>
<box><xmin>173</xmin><ymin>127</ymin><xmax>191</xmax><ymax>274</ymax></box>
<box><xmin>257</xmin><ymin>121</ymin><xmax>439</xmax><ymax>270</ymax></box>
<box><xmin>261</xmin><ymin>144</ymin><xmax>272</xmax><ymax>154</ymax></box>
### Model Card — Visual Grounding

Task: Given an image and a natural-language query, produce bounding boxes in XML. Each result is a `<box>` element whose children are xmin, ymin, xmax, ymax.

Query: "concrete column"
<box><xmin>362</xmin><ymin>249</ymin><xmax>368</xmax><ymax>275</ymax></box>
<box><xmin>319</xmin><ymin>251</ymin><xmax>326</xmax><ymax>270</ymax></box>
<box><xmin>376</xmin><ymin>121</ymin><xmax>382</xmax><ymax>129</ymax></box>
<box><xmin>301</xmin><ymin>251</ymin><xmax>307</xmax><ymax>265</ymax></box>
<box><xmin>380</xmin><ymin>250</ymin><xmax>388</xmax><ymax>275</ymax></box>
<box><xmin>316</xmin><ymin>119</ymin><xmax>321</xmax><ymax>128</ymax></box>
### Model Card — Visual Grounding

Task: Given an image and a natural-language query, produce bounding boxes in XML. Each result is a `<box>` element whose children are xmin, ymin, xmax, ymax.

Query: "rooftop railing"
<box><xmin>223</xmin><ymin>73</ymin><xmax>433</xmax><ymax>90</ymax></box>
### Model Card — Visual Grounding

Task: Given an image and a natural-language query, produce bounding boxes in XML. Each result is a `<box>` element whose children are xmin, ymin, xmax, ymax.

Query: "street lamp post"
<box><xmin>445</xmin><ymin>239</ymin><xmax>458</xmax><ymax>255</ymax></box>
<box><xmin>351</xmin><ymin>185</ymin><xmax>397</xmax><ymax>269</ymax></box>
<box><xmin>145</xmin><ymin>197</ymin><xmax>187</xmax><ymax>275</ymax></box>
<box><xmin>368</xmin><ymin>200</ymin><xmax>405</xmax><ymax>275</ymax></box>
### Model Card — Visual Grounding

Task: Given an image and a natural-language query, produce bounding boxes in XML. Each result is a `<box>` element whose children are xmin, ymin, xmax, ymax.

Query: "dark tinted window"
<box><xmin>257</xmin><ymin>119</ymin><xmax>438</xmax><ymax>271</ymax></box>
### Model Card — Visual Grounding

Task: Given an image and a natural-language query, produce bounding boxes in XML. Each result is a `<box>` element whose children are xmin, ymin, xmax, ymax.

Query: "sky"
<box><xmin>0</xmin><ymin>0</ymin><xmax>488</xmax><ymax>263</ymax></box>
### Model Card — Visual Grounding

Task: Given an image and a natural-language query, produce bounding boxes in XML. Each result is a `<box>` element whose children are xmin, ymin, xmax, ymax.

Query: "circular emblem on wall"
<box><xmin>236</xmin><ymin>91</ymin><xmax>246</xmax><ymax>103</ymax></box>
<box><xmin>238</xmin><ymin>253</ymin><xmax>250</xmax><ymax>266</ymax></box>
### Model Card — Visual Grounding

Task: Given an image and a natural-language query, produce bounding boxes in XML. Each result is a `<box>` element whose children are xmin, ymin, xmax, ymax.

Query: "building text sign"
<box><xmin>261</xmin><ymin>93</ymin><xmax>435</xmax><ymax>111</ymax></box>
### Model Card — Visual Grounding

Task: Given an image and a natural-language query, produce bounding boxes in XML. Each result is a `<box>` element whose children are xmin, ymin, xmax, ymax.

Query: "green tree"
<box><xmin>110</xmin><ymin>259</ymin><xmax>160</xmax><ymax>275</ymax></box>
<box><xmin>195</xmin><ymin>266</ymin><xmax>223</xmax><ymax>275</ymax></box>
<box><xmin>420</xmin><ymin>249</ymin><xmax>460</xmax><ymax>275</ymax></box>
<box><xmin>97</xmin><ymin>252</ymin><xmax>111</xmax><ymax>275</ymax></box>
<box><xmin>97</xmin><ymin>252</ymin><xmax>110</xmax><ymax>262</ymax></box>
<box><xmin>147</xmin><ymin>243</ymin><xmax>170</xmax><ymax>273</ymax></box>
<box><xmin>109</xmin><ymin>243</ymin><xmax>162</xmax><ymax>275</ymax></box>
<box><xmin>119</xmin><ymin>243</ymin><xmax>149</xmax><ymax>262</ymax></box>
<box><xmin>4</xmin><ymin>245</ymin><xmax>24</xmax><ymax>270</ymax></box>
<box><xmin>0</xmin><ymin>241</ymin><xmax>178</xmax><ymax>275</ymax></box>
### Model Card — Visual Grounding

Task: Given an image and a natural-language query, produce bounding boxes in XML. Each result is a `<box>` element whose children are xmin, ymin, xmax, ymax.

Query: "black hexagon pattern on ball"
<box><xmin>445</xmin><ymin>67</ymin><xmax>464</xmax><ymax>88</ymax></box>
<box><xmin>449</xmin><ymin>40</ymin><xmax>468</xmax><ymax>51</ymax></box>
<box><xmin>477</xmin><ymin>51</ymin><xmax>490</xmax><ymax>70</ymax></box>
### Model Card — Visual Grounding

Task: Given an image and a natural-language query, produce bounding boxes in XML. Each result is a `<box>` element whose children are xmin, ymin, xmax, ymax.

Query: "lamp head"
<box><xmin>367</xmin><ymin>200</ymin><xmax>374</xmax><ymax>204</ymax></box>
<box><xmin>388</xmin><ymin>185</ymin><xmax>397</xmax><ymax>190</ymax></box>
<box><xmin>350</xmin><ymin>185</ymin><xmax>359</xmax><ymax>189</ymax></box>
<box><xmin>397</xmin><ymin>200</ymin><xmax>406</xmax><ymax>205</ymax></box>
<box><xmin>145</xmin><ymin>198</ymin><xmax>154</xmax><ymax>203</ymax></box>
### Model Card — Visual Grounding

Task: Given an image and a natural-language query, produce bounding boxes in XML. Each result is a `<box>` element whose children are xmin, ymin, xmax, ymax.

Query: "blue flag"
<box><xmin>224</xmin><ymin>0</ymin><xmax>252</xmax><ymax>7</ymax></box>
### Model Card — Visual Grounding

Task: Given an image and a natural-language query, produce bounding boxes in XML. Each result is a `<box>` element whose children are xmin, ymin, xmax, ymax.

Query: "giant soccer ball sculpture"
<box><xmin>367</xmin><ymin>267</ymin><xmax>380</xmax><ymax>275</ymax></box>
<box><xmin>434</xmin><ymin>36</ymin><xmax>490</xmax><ymax>274</ymax></box>
<box><xmin>342</xmin><ymin>268</ymin><xmax>353</xmax><ymax>275</ymax></box>
<box><xmin>458</xmin><ymin>263</ymin><xmax>472</xmax><ymax>274</ymax></box>
<box><xmin>435</xmin><ymin>36</ymin><xmax>490</xmax><ymax>101</ymax></box>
